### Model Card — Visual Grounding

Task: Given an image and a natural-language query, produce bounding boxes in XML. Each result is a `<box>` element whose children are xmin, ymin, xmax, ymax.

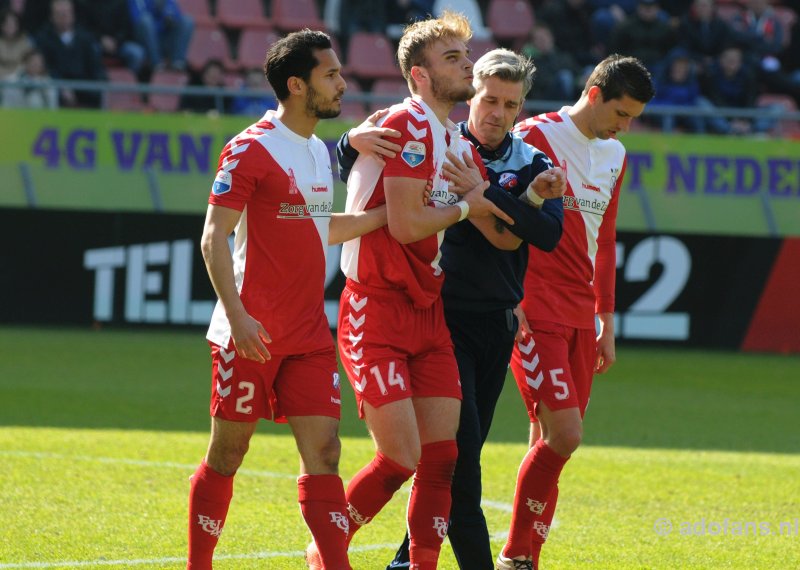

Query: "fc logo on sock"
<box><xmin>330</xmin><ymin>511</ymin><xmax>350</xmax><ymax>534</ymax></box>
<box><xmin>197</xmin><ymin>514</ymin><xmax>223</xmax><ymax>537</ymax></box>
<box><xmin>433</xmin><ymin>516</ymin><xmax>449</xmax><ymax>539</ymax></box>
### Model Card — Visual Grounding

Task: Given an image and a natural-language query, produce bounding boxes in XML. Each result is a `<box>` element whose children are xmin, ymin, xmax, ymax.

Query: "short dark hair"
<box><xmin>264</xmin><ymin>29</ymin><xmax>332</xmax><ymax>101</ymax></box>
<box><xmin>583</xmin><ymin>54</ymin><xmax>655</xmax><ymax>103</ymax></box>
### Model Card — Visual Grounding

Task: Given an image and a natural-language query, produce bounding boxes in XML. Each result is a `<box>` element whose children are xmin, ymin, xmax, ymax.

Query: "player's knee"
<box><xmin>547</xmin><ymin>426</ymin><xmax>582</xmax><ymax>456</ymax></box>
<box><xmin>207</xmin><ymin>440</ymin><xmax>250</xmax><ymax>476</ymax></box>
<box><xmin>316</xmin><ymin>434</ymin><xmax>342</xmax><ymax>472</ymax></box>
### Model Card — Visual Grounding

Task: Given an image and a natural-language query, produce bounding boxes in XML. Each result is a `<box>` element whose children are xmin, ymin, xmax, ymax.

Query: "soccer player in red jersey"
<box><xmin>495</xmin><ymin>55</ymin><xmax>655</xmax><ymax>570</ymax></box>
<box><xmin>186</xmin><ymin>30</ymin><xmax>388</xmax><ymax>570</ymax></box>
<box><xmin>322</xmin><ymin>12</ymin><xmax>516</xmax><ymax>570</ymax></box>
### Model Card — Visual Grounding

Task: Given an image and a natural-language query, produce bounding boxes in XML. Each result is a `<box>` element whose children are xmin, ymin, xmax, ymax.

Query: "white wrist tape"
<box><xmin>525</xmin><ymin>186</ymin><xmax>546</xmax><ymax>206</ymax></box>
<box><xmin>456</xmin><ymin>200</ymin><xmax>470</xmax><ymax>221</ymax></box>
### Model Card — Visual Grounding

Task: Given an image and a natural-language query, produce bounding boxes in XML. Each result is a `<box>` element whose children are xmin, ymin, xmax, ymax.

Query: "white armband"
<box><xmin>456</xmin><ymin>200</ymin><xmax>470</xmax><ymax>221</ymax></box>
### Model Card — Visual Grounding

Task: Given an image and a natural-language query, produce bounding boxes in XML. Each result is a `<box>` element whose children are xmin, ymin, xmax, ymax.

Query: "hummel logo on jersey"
<box><xmin>432</xmin><ymin>516</ymin><xmax>449</xmax><ymax>539</ymax></box>
<box><xmin>526</xmin><ymin>498</ymin><xmax>547</xmax><ymax>515</ymax></box>
<box><xmin>582</xmin><ymin>182</ymin><xmax>601</xmax><ymax>192</ymax></box>
<box><xmin>312</xmin><ymin>185</ymin><xmax>328</xmax><ymax>193</ymax></box>
<box><xmin>197</xmin><ymin>514</ymin><xmax>223</xmax><ymax>537</ymax></box>
<box><xmin>407</xmin><ymin>122</ymin><xmax>428</xmax><ymax>140</ymax></box>
<box><xmin>330</xmin><ymin>511</ymin><xmax>350</xmax><ymax>534</ymax></box>
<box><xmin>401</xmin><ymin>141</ymin><xmax>426</xmax><ymax>168</ymax></box>
<box><xmin>347</xmin><ymin>503</ymin><xmax>371</xmax><ymax>526</ymax></box>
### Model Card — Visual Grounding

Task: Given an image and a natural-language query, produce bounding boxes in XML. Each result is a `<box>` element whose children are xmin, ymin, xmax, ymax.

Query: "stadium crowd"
<box><xmin>0</xmin><ymin>0</ymin><xmax>798</xmax><ymax>134</ymax></box>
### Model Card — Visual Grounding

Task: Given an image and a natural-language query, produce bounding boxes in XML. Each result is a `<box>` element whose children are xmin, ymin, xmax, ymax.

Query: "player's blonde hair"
<box><xmin>397</xmin><ymin>10</ymin><xmax>473</xmax><ymax>93</ymax></box>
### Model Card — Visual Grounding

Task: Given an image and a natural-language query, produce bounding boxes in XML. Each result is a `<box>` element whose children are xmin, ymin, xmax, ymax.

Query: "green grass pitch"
<box><xmin>1</xmin><ymin>326</ymin><xmax>798</xmax><ymax>569</ymax></box>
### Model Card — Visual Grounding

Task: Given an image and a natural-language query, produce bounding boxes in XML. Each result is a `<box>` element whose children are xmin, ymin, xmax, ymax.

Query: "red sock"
<box><xmin>530</xmin><ymin>484</ymin><xmax>558</xmax><ymax>567</ymax></box>
<box><xmin>298</xmin><ymin>474</ymin><xmax>352</xmax><ymax>570</ymax></box>
<box><xmin>503</xmin><ymin>440</ymin><xmax>568</xmax><ymax>559</ymax></box>
<box><xmin>408</xmin><ymin>440</ymin><xmax>458</xmax><ymax>570</ymax></box>
<box><xmin>187</xmin><ymin>461</ymin><xmax>234</xmax><ymax>570</ymax></box>
<box><xmin>344</xmin><ymin>452</ymin><xmax>415</xmax><ymax>545</ymax></box>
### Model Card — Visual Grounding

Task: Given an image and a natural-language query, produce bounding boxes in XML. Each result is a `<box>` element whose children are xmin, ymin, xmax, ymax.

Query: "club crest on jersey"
<box><xmin>212</xmin><ymin>171</ymin><xmax>232</xmax><ymax>195</ymax></box>
<box><xmin>401</xmin><ymin>141</ymin><xmax>426</xmax><ymax>168</ymax></box>
<box><xmin>499</xmin><ymin>172</ymin><xmax>518</xmax><ymax>189</ymax></box>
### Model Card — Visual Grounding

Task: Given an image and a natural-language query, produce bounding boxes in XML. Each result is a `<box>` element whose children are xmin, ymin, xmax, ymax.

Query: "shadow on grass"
<box><xmin>2</xmin><ymin>327</ymin><xmax>799</xmax><ymax>454</ymax></box>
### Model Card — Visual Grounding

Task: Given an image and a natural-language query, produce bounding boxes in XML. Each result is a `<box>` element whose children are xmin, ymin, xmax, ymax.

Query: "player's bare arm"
<box><xmin>385</xmin><ymin>175</ymin><xmax>512</xmax><ymax>244</ymax></box>
<box><xmin>595</xmin><ymin>311</ymin><xmax>616</xmax><ymax>374</ymax></box>
<box><xmin>329</xmin><ymin>206</ymin><xmax>388</xmax><ymax>244</ymax></box>
<box><xmin>443</xmin><ymin>150</ymin><xmax>522</xmax><ymax>250</ymax></box>
<box><xmin>201</xmin><ymin>204</ymin><xmax>271</xmax><ymax>363</ymax></box>
<box><xmin>347</xmin><ymin>108</ymin><xmax>403</xmax><ymax>165</ymax></box>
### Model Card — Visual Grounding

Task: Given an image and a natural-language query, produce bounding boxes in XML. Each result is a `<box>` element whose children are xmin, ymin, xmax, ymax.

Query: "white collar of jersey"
<box><xmin>410</xmin><ymin>95</ymin><xmax>460</xmax><ymax>141</ymax></box>
<box><xmin>558</xmin><ymin>106</ymin><xmax>591</xmax><ymax>144</ymax></box>
<box><xmin>260</xmin><ymin>109</ymin><xmax>313</xmax><ymax>145</ymax></box>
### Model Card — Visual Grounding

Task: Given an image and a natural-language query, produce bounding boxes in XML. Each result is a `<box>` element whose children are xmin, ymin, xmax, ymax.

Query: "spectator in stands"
<box><xmin>730</xmin><ymin>0</ymin><xmax>800</xmax><ymax>106</ymax></box>
<box><xmin>180</xmin><ymin>58</ymin><xmax>229</xmax><ymax>115</ymax></box>
<box><xmin>522</xmin><ymin>24</ymin><xmax>579</xmax><ymax>101</ymax></box>
<box><xmin>650</xmin><ymin>50</ymin><xmax>707</xmax><ymax>133</ymax></box>
<box><xmin>335</xmin><ymin>0</ymin><xmax>388</xmax><ymax>53</ymax></box>
<box><xmin>608</xmin><ymin>0</ymin><xmax>677</xmax><ymax>74</ymax></box>
<box><xmin>82</xmin><ymin>0</ymin><xmax>145</xmax><ymax>77</ymax></box>
<box><xmin>677</xmin><ymin>0</ymin><xmax>733</xmax><ymax>69</ymax></box>
<box><xmin>589</xmin><ymin>0</ymin><xmax>638</xmax><ymax>48</ymax></box>
<box><xmin>701</xmin><ymin>45</ymin><xmax>779</xmax><ymax>134</ymax></box>
<box><xmin>128</xmin><ymin>0</ymin><xmax>193</xmax><ymax>72</ymax></box>
<box><xmin>386</xmin><ymin>0</ymin><xmax>434</xmax><ymax>37</ymax></box>
<box><xmin>731</xmin><ymin>0</ymin><xmax>784</xmax><ymax>63</ymax></box>
<box><xmin>2</xmin><ymin>48</ymin><xmax>58</xmax><ymax>108</ymax></box>
<box><xmin>34</xmin><ymin>0</ymin><xmax>106</xmax><ymax>108</ymax></box>
<box><xmin>536</xmin><ymin>0</ymin><xmax>601</xmax><ymax>68</ymax></box>
<box><xmin>230</xmin><ymin>67</ymin><xmax>277</xmax><ymax>116</ymax></box>
<box><xmin>0</xmin><ymin>9</ymin><xmax>33</xmax><ymax>78</ymax></box>
<box><xmin>21</xmin><ymin>0</ymin><xmax>51</xmax><ymax>36</ymax></box>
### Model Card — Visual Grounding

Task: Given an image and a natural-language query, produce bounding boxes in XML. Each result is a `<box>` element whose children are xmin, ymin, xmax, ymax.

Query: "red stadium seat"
<box><xmin>106</xmin><ymin>67</ymin><xmax>144</xmax><ymax>112</ymax></box>
<box><xmin>179</xmin><ymin>0</ymin><xmax>215</xmax><ymax>28</ymax></box>
<box><xmin>236</xmin><ymin>28</ymin><xmax>282</xmax><ymax>70</ymax></box>
<box><xmin>368</xmin><ymin>78</ymin><xmax>407</xmax><ymax>114</ymax></box>
<box><xmin>346</xmin><ymin>32</ymin><xmax>402</xmax><ymax>82</ymax></box>
<box><xmin>270</xmin><ymin>0</ymin><xmax>325</xmax><ymax>32</ymax></box>
<box><xmin>216</xmin><ymin>0</ymin><xmax>271</xmax><ymax>30</ymax></box>
<box><xmin>487</xmin><ymin>0</ymin><xmax>535</xmax><ymax>47</ymax></box>
<box><xmin>187</xmin><ymin>25</ymin><xmax>234</xmax><ymax>70</ymax></box>
<box><xmin>149</xmin><ymin>70</ymin><xmax>188</xmax><ymax>112</ymax></box>
<box><xmin>339</xmin><ymin>81</ymin><xmax>366</xmax><ymax>121</ymax></box>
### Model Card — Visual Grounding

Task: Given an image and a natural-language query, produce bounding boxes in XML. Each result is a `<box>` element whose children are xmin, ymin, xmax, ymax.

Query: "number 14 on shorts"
<box><xmin>356</xmin><ymin>361</ymin><xmax>406</xmax><ymax>395</ymax></box>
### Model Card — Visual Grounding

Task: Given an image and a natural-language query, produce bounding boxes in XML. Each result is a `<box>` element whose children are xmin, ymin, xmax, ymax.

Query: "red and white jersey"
<box><xmin>513</xmin><ymin>107</ymin><xmax>625</xmax><ymax>329</ymax></box>
<box><xmin>341</xmin><ymin>96</ymin><xmax>486</xmax><ymax>308</ymax></box>
<box><xmin>206</xmin><ymin>110</ymin><xmax>334</xmax><ymax>355</ymax></box>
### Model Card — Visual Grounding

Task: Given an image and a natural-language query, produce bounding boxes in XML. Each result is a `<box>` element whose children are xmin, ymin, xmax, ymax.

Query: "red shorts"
<box><xmin>337</xmin><ymin>281</ymin><xmax>461</xmax><ymax>418</ymax></box>
<box><xmin>510</xmin><ymin>319</ymin><xmax>595</xmax><ymax>422</ymax></box>
<box><xmin>208</xmin><ymin>340</ymin><xmax>341</xmax><ymax>423</ymax></box>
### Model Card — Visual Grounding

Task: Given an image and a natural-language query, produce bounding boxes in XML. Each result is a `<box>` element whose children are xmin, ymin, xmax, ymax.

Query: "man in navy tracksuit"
<box><xmin>337</xmin><ymin>48</ymin><xmax>565</xmax><ymax>570</ymax></box>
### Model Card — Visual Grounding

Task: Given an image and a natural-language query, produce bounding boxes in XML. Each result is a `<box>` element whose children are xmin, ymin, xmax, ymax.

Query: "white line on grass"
<box><xmin>0</xmin><ymin>450</ymin><xmax>297</xmax><ymax>479</ymax></box>
<box><xmin>0</xmin><ymin>544</ymin><xmax>395</xmax><ymax>569</ymax></box>
<box><xmin>2</xmin><ymin>450</ymin><xmax>517</xmax><ymax>568</ymax></box>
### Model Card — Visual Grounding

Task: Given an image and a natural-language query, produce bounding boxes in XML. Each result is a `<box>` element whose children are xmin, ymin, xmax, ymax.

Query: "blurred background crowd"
<box><xmin>0</xmin><ymin>0</ymin><xmax>798</xmax><ymax>136</ymax></box>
